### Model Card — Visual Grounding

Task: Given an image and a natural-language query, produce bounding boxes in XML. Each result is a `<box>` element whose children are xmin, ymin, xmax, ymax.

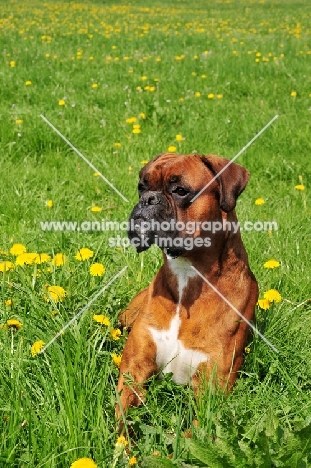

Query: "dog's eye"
<box><xmin>173</xmin><ymin>187</ymin><xmax>188</xmax><ymax>196</ymax></box>
<box><xmin>138</xmin><ymin>183</ymin><xmax>146</xmax><ymax>192</ymax></box>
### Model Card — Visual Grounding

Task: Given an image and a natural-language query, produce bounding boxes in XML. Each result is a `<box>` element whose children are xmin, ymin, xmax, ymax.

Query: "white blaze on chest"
<box><xmin>148</xmin><ymin>257</ymin><xmax>208</xmax><ymax>384</ymax></box>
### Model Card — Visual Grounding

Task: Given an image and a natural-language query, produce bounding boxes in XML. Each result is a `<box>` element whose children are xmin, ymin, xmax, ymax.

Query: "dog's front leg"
<box><xmin>116</xmin><ymin>330</ymin><xmax>157</xmax><ymax>433</ymax></box>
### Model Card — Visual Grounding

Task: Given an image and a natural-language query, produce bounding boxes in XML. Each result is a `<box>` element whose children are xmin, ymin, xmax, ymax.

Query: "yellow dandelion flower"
<box><xmin>207</xmin><ymin>93</ymin><xmax>214</xmax><ymax>99</ymax></box>
<box><xmin>132</xmin><ymin>128</ymin><xmax>141</xmax><ymax>134</ymax></box>
<box><xmin>10</xmin><ymin>244</ymin><xmax>27</xmax><ymax>256</ymax></box>
<box><xmin>126</xmin><ymin>117</ymin><xmax>137</xmax><ymax>124</ymax></box>
<box><xmin>264</xmin><ymin>259</ymin><xmax>280</xmax><ymax>269</ymax></box>
<box><xmin>168</xmin><ymin>146</ymin><xmax>177</xmax><ymax>153</ymax></box>
<box><xmin>7</xmin><ymin>319</ymin><xmax>23</xmax><ymax>330</ymax></box>
<box><xmin>75</xmin><ymin>248</ymin><xmax>94</xmax><ymax>261</ymax></box>
<box><xmin>295</xmin><ymin>184</ymin><xmax>305</xmax><ymax>191</ymax></box>
<box><xmin>89</xmin><ymin>263</ymin><xmax>106</xmax><ymax>276</ymax></box>
<box><xmin>141</xmin><ymin>76</ymin><xmax>147</xmax><ymax>81</ymax></box>
<box><xmin>0</xmin><ymin>323</ymin><xmax>7</xmax><ymax>330</ymax></box>
<box><xmin>139</xmin><ymin>113</ymin><xmax>146</xmax><ymax>119</ymax></box>
<box><xmin>244</xmin><ymin>347</ymin><xmax>251</xmax><ymax>354</ymax></box>
<box><xmin>175</xmin><ymin>134</ymin><xmax>183</xmax><ymax>141</ymax></box>
<box><xmin>16</xmin><ymin>253</ymin><xmax>38</xmax><ymax>266</ymax></box>
<box><xmin>31</xmin><ymin>340</ymin><xmax>45</xmax><ymax>357</ymax></box>
<box><xmin>217</xmin><ymin>94</ymin><xmax>223</xmax><ymax>99</ymax></box>
<box><xmin>149</xmin><ymin>86</ymin><xmax>155</xmax><ymax>92</ymax></box>
<box><xmin>5</xmin><ymin>299</ymin><xmax>13</xmax><ymax>306</ymax></box>
<box><xmin>58</xmin><ymin>99</ymin><xmax>65</xmax><ymax>106</ymax></box>
<box><xmin>16</xmin><ymin>119</ymin><xmax>23</xmax><ymax>124</ymax></box>
<box><xmin>114</xmin><ymin>142</ymin><xmax>121</xmax><ymax>148</ymax></box>
<box><xmin>141</xmin><ymin>160</ymin><xmax>148</xmax><ymax>165</ymax></box>
<box><xmin>35</xmin><ymin>253</ymin><xmax>51</xmax><ymax>264</ymax></box>
<box><xmin>257</xmin><ymin>299</ymin><xmax>271</xmax><ymax>310</ymax></box>
<box><xmin>195</xmin><ymin>92</ymin><xmax>201</xmax><ymax>98</ymax></box>
<box><xmin>110</xmin><ymin>328</ymin><xmax>121</xmax><ymax>340</ymax></box>
<box><xmin>92</xmin><ymin>83</ymin><xmax>98</xmax><ymax>88</ymax></box>
<box><xmin>111</xmin><ymin>352</ymin><xmax>122</xmax><ymax>368</ymax></box>
<box><xmin>91</xmin><ymin>206</ymin><xmax>101</xmax><ymax>213</ymax></box>
<box><xmin>116</xmin><ymin>435</ymin><xmax>128</xmax><ymax>447</ymax></box>
<box><xmin>155</xmin><ymin>57</ymin><xmax>161</xmax><ymax>62</ymax></box>
<box><xmin>93</xmin><ymin>314</ymin><xmax>110</xmax><ymax>326</ymax></box>
<box><xmin>255</xmin><ymin>198</ymin><xmax>265</xmax><ymax>205</ymax></box>
<box><xmin>128</xmin><ymin>166</ymin><xmax>133</xmax><ymax>171</ymax></box>
<box><xmin>179</xmin><ymin>97</ymin><xmax>184</xmax><ymax>102</ymax></box>
<box><xmin>290</xmin><ymin>91</ymin><xmax>297</xmax><ymax>97</ymax></box>
<box><xmin>264</xmin><ymin>289</ymin><xmax>282</xmax><ymax>303</ymax></box>
<box><xmin>46</xmin><ymin>285</ymin><xmax>66</xmax><ymax>303</ymax></box>
<box><xmin>46</xmin><ymin>200</ymin><xmax>53</xmax><ymax>207</ymax></box>
<box><xmin>51</xmin><ymin>253</ymin><xmax>66</xmax><ymax>267</ymax></box>
<box><xmin>70</xmin><ymin>458</ymin><xmax>98</xmax><ymax>468</ymax></box>
<box><xmin>129</xmin><ymin>456</ymin><xmax>138</xmax><ymax>465</ymax></box>
<box><xmin>0</xmin><ymin>261</ymin><xmax>14</xmax><ymax>272</ymax></box>
<box><xmin>10</xmin><ymin>60</ymin><xmax>15</xmax><ymax>67</ymax></box>
<box><xmin>25</xmin><ymin>80</ymin><xmax>32</xmax><ymax>85</ymax></box>
<box><xmin>133</xmin><ymin>124</ymin><xmax>140</xmax><ymax>129</ymax></box>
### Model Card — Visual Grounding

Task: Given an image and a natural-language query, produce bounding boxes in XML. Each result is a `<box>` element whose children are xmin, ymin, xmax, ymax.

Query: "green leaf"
<box><xmin>186</xmin><ymin>439</ymin><xmax>235</xmax><ymax>468</ymax></box>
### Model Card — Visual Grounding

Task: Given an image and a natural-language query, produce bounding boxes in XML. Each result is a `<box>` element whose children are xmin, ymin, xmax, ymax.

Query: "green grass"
<box><xmin>1</xmin><ymin>0</ymin><xmax>311</xmax><ymax>466</ymax></box>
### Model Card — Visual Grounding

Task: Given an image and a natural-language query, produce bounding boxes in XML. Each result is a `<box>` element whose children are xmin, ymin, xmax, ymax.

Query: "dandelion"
<box><xmin>264</xmin><ymin>259</ymin><xmax>280</xmax><ymax>269</ymax></box>
<box><xmin>295</xmin><ymin>184</ymin><xmax>305</xmax><ymax>191</ymax></box>
<box><xmin>168</xmin><ymin>146</ymin><xmax>177</xmax><ymax>153</ymax></box>
<box><xmin>290</xmin><ymin>91</ymin><xmax>297</xmax><ymax>97</ymax></box>
<box><xmin>111</xmin><ymin>352</ymin><xmax>122</xmax><ymax>367</ymax></box>
<box><xmin>110</xmin><ymin>328</ymin><xmax>121</xmax><ymax>340</ymax></box>
<box><xmin>257</xmin><ymin>299</ymin><xmax>271</xmax><ymax>310</ymax></box>
<box><xmin>7</xmin><ymin>319</ymin><xmax>23</xmax><ymax>330</ymax></box>
<box><xmin>92</xmin><ymin>83</ymin><xmax>98</xmax><ymax>88</ymax></box>
<box><xmin>207</xmin><ymin>93</ymin><xmax>214</xmax><ymax>99</ymax></box>
<box><xmin>128</xmin><ymin>166</ymin><xmax>133</xmax><ymax>171</ymax></box>
<box><xmin>264</xmin><ymin>289</ymin><xmax>282</xmax><ymax>303</ymax></box>
<box><xmin>51</xmin><ymin>253</ymin><xmax>66</xmax><ymax>267</ymax></box>
<box><xmin>75</xmin><ymin>248</ymin><xmax>94</xmax><ymax>261</ymax></box>
<box><xmin>31</xmin><ymin>340</ymin><xmax>45</xmax><ymax>357</ymax></box>
<box><xmin>58</xmin><ymin>99</ymin><xmax>65</xmax><ymax>106</ymax></box>
<box><xmin>5</xmin><ymin>299</ymin><xmax>13</xmax><ymax>306</ymax></box>
<box><xmin>116</xmin><ymin>436</ymin><xmax>128</xmax><ymax>447</ymax></box>
<box><xmin>141</xmin><ymin>160</ymin><xmax>148</xmax><ymax>165</ymax></box>
<box><xmin>16</xmin><ymin>119</ymin><xmax>23</xmax><ymax>124</ymax></box>
<box><xmin>175</xmin><ymin>134</ymin><xmax>183</xmax><ymax>141</ymax></box>
<box><xmin>217</xmin><ymin>94</ymin><xmax>223</xmax><ymax>99</ymax></box>
<box><xmin>70</xmin><ymin>458</ymin><xmax>98</xmax><ymax>468</ymax></box>
<box><xmin>90</xmin><ymin>263</ymin><xmax>106</xmax><ymax>276</ymax></box>
<box><xmin>35</xmin><ymin>253</ymin><xmax>51</xmax><ymax>264</ymax></box>
<box><xmin>141</xmin><ymin>76</ymin><xmax>147</xmax><ymax>81</ymax></box>
<box><xmin>195</xmin><ymin>92</ymin><xmax>201</xmax><ymax>98</ymax></box>
<box><xmin>129</xmin><ymin>456</ymin><xmax>138</xmax><ymax>465</ymax></box>
<box><xmin>46</xmin><ymin>285</ymin><xmax>66</xmax><ymax>302</ymax></box>
<box><xmin>132</xmin><ymin>127</ymin><xmax>141</xmax><ymax>134</ymax></box>
<box><xmin>10</xmin><ymin>60</ymin><xmax>16</xmax><ymax>67</ymax></box>
<box><xmin>93</xmin><ymin>314</ymin><xmax>110</xmax><ymax>326</ymax></box>
<box><xmin>91</xmin><ymin>206</ymin><xmax>101</xmax><ymax>213</ymax></box>
<box><xmin>16</xmin><ymin>253</ymin><xmax>39</xmax><ymax>266</ymax></box>
<box><xmin>0</xmin><ymin>261</ymin><xmax>14</xmax><ymax>272</ymax></box>
<box><xmin>46</xmin><ymin>199</ymin><xmax>53</xmax><ymax>207</ymax></box>
<box><xmin>114</xmin><ymin>142</ymin><xmax>121</xmax><ymax>147</ymax></box>
<box><xmin>255</xmin><ymin>198</ymin><xmax>265</xmax><ymax>205</ymax></box>
<box><xmin>126</xmin><ymin>117</ymin><xmax>137</xmax><ymax>124</ymax></box>
<box><xmin>93</xmin><ymin>172</ymin><xmax>100</xmax><ymax>177</ymax></box>
<box><xmin>139</xmin><ymin>113</ymin><xmax>146</xmax><ymax>119</ymax></box>
<box><xmin>25</xmin><ymin>80</ymin><xmax>32</xmax><ymax>85</ymax></box>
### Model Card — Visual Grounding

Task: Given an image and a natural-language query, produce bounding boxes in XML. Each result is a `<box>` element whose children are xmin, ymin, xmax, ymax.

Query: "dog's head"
<box><xmin>128</xmin><ymin>153</ymin><xmax>249</xmax><ymax>257</ymax></box>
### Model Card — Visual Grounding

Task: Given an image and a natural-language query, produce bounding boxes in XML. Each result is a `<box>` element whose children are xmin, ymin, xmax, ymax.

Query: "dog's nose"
<box><xmin>140</xmin><ymin>191</ymin><xmax>161</xmax><ymax>206</ymax></box>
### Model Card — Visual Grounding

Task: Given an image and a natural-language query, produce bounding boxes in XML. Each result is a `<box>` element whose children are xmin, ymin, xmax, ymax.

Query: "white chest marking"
<box><xmin>149</xmin><ymin>257</ymin><xmax>208</xmax><ymax>384</ymax></box>
<box><xmin>167</xmin><ymin>256</ymin><xmax>197</xmax><ymax>303</ymax></box>
<box><xmin>149</xmin><ymin>313</ymin><xmax>208</xmax><ymax>384</ymax></box>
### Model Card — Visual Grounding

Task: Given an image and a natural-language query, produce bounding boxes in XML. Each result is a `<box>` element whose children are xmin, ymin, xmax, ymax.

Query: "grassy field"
<box><xmin>1</xmin><ymin>0</ymin><xmax>311</xmax><ymax>466</ymax></box>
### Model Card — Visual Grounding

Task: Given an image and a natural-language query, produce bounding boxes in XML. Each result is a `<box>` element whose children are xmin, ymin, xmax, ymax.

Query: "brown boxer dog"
<box><xmin>116</xmin><ymin>153</ymin><xmax>258</xmax><ymax>429</ymax></box>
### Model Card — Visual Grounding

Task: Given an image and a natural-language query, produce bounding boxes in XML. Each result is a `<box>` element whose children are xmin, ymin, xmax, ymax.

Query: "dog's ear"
<box><xmin>199</xmin><ymin>154</ymin><xmax>250</xmax><ymax>212</ymax></box>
